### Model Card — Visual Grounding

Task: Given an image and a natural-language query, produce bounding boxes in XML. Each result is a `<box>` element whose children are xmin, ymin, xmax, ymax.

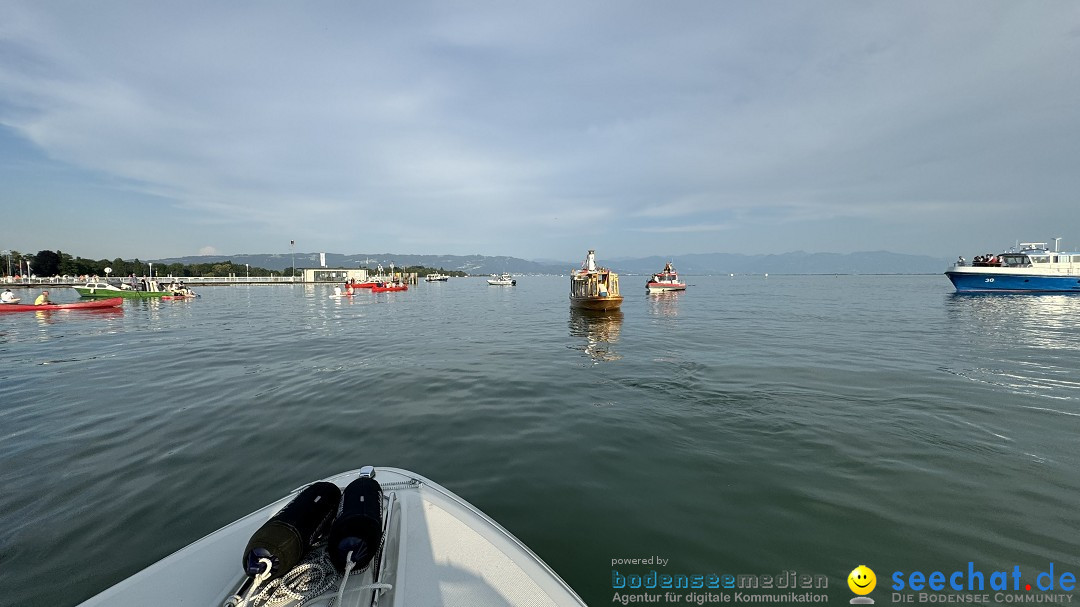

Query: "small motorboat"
<box><xmin>488</xmin><ymin>273</ymin><xmax>516</xmax><ymax>286</ymax></box>
<box><xmin>646</xmin><ymin>262</ymin><xmax>687</xmax><ymax>293</ymax></box>
<box><xmin>162</xmin><ymin>282</ymin><xmax>199</xmax><ymax>299</ymax></box>
<box><xmin>75</xmin><ymin>466</ymin><xmax>586</xmax><ymax>607</ymax></box>
<box><xmin>424</xmin><ymin>273</ymin><xmax>450</xmax><ymax>282</ymax></box>
<box><xmin>371</xmin><ymin>281</ymin><xmax>408</xmax><ymax>292</ymax></box>
<box><xmin>0</xmin><ymin>297</ymin><xmax>124</xmax><ymax>313</ymax></box>
<box><xmin>73</xmin><ymin>280</ymin><xmax>172</xmax><ymax>299</ymax></box>
<box><xmin>350</xmin><ymin>264</ymin><xmax>394</xmax><ymax>289</ymax></box>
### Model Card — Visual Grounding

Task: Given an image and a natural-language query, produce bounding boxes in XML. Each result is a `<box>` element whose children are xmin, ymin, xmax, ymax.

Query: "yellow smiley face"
<box><xmin>848</xmin><ymin>565</ymin><xmax>876</xmax><ymax>595</ymax></box>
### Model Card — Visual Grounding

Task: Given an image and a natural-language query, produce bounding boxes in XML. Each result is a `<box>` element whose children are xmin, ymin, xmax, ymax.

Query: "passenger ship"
<box><xmin>945</xmin><ymin>239</ymin><xmax>1080</xmax><ymax>293</ymax></box>
<box><xmin>570</xmin><ymin>250</ymin><xmax>623</xmax><ymax>310</ymax></box>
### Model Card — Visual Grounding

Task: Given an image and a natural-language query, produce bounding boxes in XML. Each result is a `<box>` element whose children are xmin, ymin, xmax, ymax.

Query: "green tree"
<box><xmin>33</xmin><ymin>250</ymin><xmax>62</xmax><ymax>276</ymax></box>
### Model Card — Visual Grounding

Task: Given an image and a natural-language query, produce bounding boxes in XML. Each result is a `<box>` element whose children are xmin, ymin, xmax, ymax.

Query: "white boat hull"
<box><xmin>646</xmin><ymin>283</ymin><xmax>686</xmax><ymax>293</ymax></box>
<box><xmin>77</xmin><ymin>467</ymin><xmax>585</xmax><ymax>607</ymax></box>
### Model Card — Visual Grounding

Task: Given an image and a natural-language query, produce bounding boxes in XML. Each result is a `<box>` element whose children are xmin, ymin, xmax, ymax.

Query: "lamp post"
<box><xmin>290</xmin><ymin>240</ymin><xmax>296</xmax><ymax>281</ymax></box>
<box><xmin>245</xmin><ymin>263</ymin><xmax>249</xmax><ymax>281</ymax></box>
<box><xmin>149</xmin><ymin>262</ymin><xmax>153</xmax><ymax>279</ymax></box>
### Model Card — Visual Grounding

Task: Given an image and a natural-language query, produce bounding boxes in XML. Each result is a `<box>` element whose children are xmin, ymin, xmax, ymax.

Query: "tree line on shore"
<box><xmin>2</xmin><ymin>249</ymin><xmax>467</xmax><ymax>279</ymax></box>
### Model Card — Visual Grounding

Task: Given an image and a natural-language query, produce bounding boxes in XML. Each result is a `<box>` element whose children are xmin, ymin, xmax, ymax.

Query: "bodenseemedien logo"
<box><xmin>848</xmin><ymin>565</ymin><xmax>876</xmax><ymax>604</ymax></box>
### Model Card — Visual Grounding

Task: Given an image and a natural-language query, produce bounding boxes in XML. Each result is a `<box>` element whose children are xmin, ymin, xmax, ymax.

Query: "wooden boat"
<box><xmin>76</xmin><ymin>466</ymin><xmax>586</xmax><ymax>607</ymax></box>
<box><xmin>570</xmin><ymin>249</ymin><xmax>623</xmax><ymax>310</ymax></box>
<box><xmin>0</xmin><ymin>297</ymin><xmax>124</xmax><ymax>313</ymax></box>
<box><xmin>371</xmin><ymin>281</ymin><xmax>408</xmax><ymax>292</ymax></box>
<box><xmin>646</xmin><ymin>262</ymin><xmax>687</xmax><ymax>293</ymax></box>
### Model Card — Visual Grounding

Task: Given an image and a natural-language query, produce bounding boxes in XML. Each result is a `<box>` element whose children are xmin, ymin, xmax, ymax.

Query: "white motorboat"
<box><xmin>645</xmin><ymin>262</ymin><xmax>687</xmax><ymax>293</ymax></box>
<box><xmin>77</xmin><ymin>466</ymin><xmax>585</xmax><ymax>607</ymax></box>
<box><xmin>488</xmin><ymin>273</ymin><xmax>516</xmax><ymax>286</ymax></box>
<box><xmin>424</xmin><ymin>273</ymin><xmax>449</xmax><ymax>282</ymax></box>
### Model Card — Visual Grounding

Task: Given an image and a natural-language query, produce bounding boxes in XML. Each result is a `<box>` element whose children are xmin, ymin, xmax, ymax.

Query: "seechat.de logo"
<box><xmin>848</xmin><ymin>565</ymin><xmax>876</xmax><ymax>604</ymax></box>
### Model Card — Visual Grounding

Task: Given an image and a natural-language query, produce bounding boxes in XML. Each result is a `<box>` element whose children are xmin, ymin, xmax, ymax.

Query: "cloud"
<box><xmin>1</xmin><ymin>1</ymin><xmax>1079</xmax><ymax>259</ymax></box>
<box><xmin>631</xmin><ymin>223</ymin><xmax>733</xmax><ymax>234</ymax></box>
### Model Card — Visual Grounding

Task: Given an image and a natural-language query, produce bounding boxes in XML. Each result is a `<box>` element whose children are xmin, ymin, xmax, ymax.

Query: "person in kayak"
<box><xmin>1</xmin><ymin>289</ymin><xmax>16</xmax><ymax>304</ymax></box>
<box><xmin>34</xmin><ymin>290</ymin><xmax>51</xmax><ymax>305</ymax></box>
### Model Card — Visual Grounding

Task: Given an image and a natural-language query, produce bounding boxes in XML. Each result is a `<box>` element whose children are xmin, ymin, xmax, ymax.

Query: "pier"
<box><xmin>2</xmin><ymin>272</ymin><xmax>420</xmax><ymax>290</ymax></box>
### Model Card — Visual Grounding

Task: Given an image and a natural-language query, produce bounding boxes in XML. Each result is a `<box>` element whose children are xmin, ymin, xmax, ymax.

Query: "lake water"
<box><xmin>2</xmin><ymin>275</ymin><xmax>1079</xmax><ymax>606</ymax></box>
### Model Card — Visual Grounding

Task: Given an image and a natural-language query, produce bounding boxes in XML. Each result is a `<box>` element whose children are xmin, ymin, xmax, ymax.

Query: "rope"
<box><xmin>330</xmin><ymin>551</ymin><xmax>393</xmax><ymax>607</ymax></box>
<box><xmin>225</xmin><ymin>550</ymin><xmax>340</xmax><ymax>607</ymax></box>
<box><xmin>334</xmin><ymin>550</ymin><xmax>357</xmax><ymax>607</ymax></box>
<box><xmin>234</xmin><ymin>557</ymin><xmax>273</xmax><ymax>607</ymax></box>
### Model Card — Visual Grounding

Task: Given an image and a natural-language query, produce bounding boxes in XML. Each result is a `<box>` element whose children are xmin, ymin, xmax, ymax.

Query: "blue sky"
<box><xmin>2</xmin><ymin>1</ymin><xmax>1079</xmax><ymax>262</ymax></box>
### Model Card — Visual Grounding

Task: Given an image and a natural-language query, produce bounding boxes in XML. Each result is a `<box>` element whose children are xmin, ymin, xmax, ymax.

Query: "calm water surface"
<box><xmin>2</xmin><ymin>275</ymin><xmax>1079</xmax><ymax>605</ymax></box>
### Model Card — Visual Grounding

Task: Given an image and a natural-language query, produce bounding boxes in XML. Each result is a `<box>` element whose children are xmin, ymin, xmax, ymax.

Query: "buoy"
<box><xmin>328</xmin><ymin>474</ymin><xmax>384</xmax><ymax>572</ymax></box>
<box><xmin>243</xmin><ymin>481</ymin><xmax>342</xmax><ymax>578</ymax></box>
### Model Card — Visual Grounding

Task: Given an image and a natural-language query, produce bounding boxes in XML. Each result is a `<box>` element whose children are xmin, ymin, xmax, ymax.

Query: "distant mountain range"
<box><xmin>150</xmin><ymin>251</ymin><xmax>950</xmax><ymax>275</ymax></box>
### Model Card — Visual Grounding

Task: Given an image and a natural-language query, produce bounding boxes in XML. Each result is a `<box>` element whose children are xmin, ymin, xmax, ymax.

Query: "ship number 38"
<box><xmin>985</xmin><ymin>278</ymin><xmax>995</xmax><ymax>283</ymax></box>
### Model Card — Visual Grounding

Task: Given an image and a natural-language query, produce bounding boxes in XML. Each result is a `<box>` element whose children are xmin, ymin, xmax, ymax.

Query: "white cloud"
<box><xmin>1</xmin><ymin>1</ymin><xmax>1078</xmax><ymax>259</ymax></box>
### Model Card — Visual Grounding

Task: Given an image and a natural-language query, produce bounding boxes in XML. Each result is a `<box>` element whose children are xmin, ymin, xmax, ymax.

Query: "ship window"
<box><xmin>1053</xmin><ymin>256</ymin><xmax>1059</xmax><ymax>263</ymax></box>
<box><xmin>1029</xmin><ymin>255</ymin><xmax>1049</xmax><ymax>264</ymax></box>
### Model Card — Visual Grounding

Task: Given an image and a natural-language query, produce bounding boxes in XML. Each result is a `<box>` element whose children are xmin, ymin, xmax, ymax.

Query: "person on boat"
<box><xmin>34</xmin><ymin>290</ymin><xmax>51</xmax><ymax>305</ymax></box>
<box><xmin>346</xmin><ymin>285</ymin><xmax>355</xmax><ymax>295</ymax></box>
<box><xmin>957</xmin><ymin>256</ymin><xmax>965</xmax><ymax>266</ymax></box>
<box><xmin>1</xmin><ymin>289</ymin><xmax>15</xmax><ymax>303</ymax></box>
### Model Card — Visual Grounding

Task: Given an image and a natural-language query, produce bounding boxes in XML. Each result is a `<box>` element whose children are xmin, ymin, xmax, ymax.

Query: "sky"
<box><xmin>2</xmin><ymin>1</ymin><xmax>1079</xmax><ymax>263</ymax></box>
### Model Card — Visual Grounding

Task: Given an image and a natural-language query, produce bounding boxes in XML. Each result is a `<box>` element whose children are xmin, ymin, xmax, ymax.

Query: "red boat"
<box><xmin>345</xmin><ymin>281</ymin><xmax>377</xmax><ymax>289</ymax></box>
<box><xmin>0</xmin><ymin>297</ymin><xmax>124</xmax><ymax>313</ymax></box>
<box><xmin>371</xmin><ymin>281</ymin><xmax>408</xmax><ymax>292</ymax></box>
<box><xmin>646</xmin><ymin>262</ymin><xmax>687</xmax><ymax>293</ymax></box>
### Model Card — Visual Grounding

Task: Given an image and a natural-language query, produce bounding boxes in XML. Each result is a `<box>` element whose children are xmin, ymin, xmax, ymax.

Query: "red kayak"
<box><xmin>0</xmin><ymin>297</ymin><xmax>124</xmax><ymax>313</ymax></box>
<box><xmin>345</xmin><ymin>281</ymin><xmax>377</xmax><ymax>289</ymax></box>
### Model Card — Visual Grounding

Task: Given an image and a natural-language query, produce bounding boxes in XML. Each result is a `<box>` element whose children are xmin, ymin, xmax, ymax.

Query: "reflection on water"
<box><xmin>646</xmin><ymin>291</ymin><xmax>681</xmax><ymax>316</ymax></box>
<box><xmin>945</xmin><ymin>293</ymin><xmax>1080</xmax><ymax>350</ymax></box>
<box><xmin>568</xmin><ymin>308</ymin><xmax>623</xmax><ymax>362</ymax></box>
<box><xmin>944</xmin><ymin>293</ymin><xmax>1080</xmax><ymax>401</ymax></box>
<box><xmin>31</xmin><ymin>307</ymin><xmax>125</xmax><ymax>327</ymax></box>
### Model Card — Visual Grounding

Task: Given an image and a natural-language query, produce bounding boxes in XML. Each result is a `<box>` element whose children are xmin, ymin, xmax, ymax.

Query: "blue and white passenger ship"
<box><xmin>945</xmin><ymin>239</ymin><xmax>1080</xmax><ymax>293</ymax></box>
